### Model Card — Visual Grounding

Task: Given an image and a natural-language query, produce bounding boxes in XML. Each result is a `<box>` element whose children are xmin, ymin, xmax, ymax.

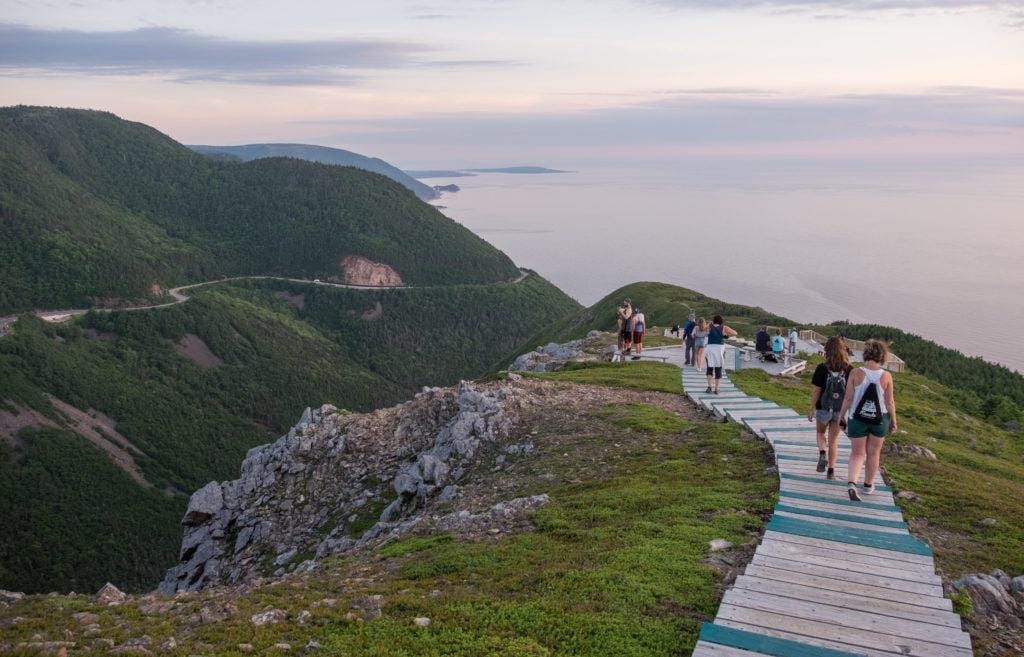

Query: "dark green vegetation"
<box><xmin>189</xmin><ymin>143</ymin><xmax>438</xmax><ymax>201</ymax></box>
<box><xmin>0</xmin><ymin>275</ymin><xmax>576</xmax><ymax>594</ymax></box>
<box><xmin>0</xmin><ymin>367</ymin><xmax>776</xmax><ymax>656</ymax></box>
<box><xmin>826</xmin><ymin>322</ymin><xmax>1024</xmax><ymax>428</ymax></box>
<box><xmin>538</xmin><ymin>282</ymin><xmax>796</xmax><ymax>345</ymax></box>
<box><xmin>0</xmin><ymin>106</ymin><xmax>520</xmax><ymax>313</ymax></box>
<box><xmin>731</xmin><ymin>366</ymin><xmax>1024</xmax><ymax>578</ymax></box>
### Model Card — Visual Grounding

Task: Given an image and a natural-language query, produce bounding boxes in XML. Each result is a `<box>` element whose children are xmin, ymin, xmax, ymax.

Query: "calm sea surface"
<box><xmin>434</xmin><ymin>159</ymin><xmax>1024</xmax><ymax>373</ymax></box>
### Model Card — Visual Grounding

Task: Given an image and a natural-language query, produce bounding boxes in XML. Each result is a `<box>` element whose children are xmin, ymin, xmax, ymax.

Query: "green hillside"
<box><xmin>0</xmin><ymin>275</ymin><xmax>577</xmax><ymax>594</ymax></box>
<box><xmin>538</xmin><ymin>281</ymin><xmax>797</xmax><ymax>344</ymax></box>
<box><xmin>541</xmin><ymin>282</ymin><xmax>1023</xmax><ymax>428</ymax></box>
<box><xmin>0</xmin><ymin>106</ymin><xmax>519</xmax><ymax>313</ymax></box>
<box><xmin>189</xmin><ymin>143</ymin><xmax>439</xmax><ymax>201</ymax></box>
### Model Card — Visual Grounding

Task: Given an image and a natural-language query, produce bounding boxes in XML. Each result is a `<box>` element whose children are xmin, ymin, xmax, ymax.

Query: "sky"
<box><xmin>1</xmin><ymin>0</ymin><xmax>1023</xmax><ymax>166</ymax></box>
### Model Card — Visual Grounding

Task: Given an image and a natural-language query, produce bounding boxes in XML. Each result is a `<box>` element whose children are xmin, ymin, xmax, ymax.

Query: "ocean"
<box><xmin>433</xmin><ymin>159</ymin><xmax>1024</xmax><ymax>373</ymax></box>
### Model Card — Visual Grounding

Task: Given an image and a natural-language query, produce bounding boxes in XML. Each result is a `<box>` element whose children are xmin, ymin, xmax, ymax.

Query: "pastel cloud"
<box><xmin>0</xmin><ymin>23</ymin><xmax>510</xmax><ymax>85</ymax></box>
<box><xmin>297</xmin><ymin>87</ymin><xmax>1024</xmax><ymax>161</ymax></box>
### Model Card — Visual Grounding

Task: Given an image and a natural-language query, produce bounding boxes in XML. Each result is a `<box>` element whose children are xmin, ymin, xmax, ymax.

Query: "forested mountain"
<box><xmin>0</xmin><ymin>107</ymin><xmax>518</xmax><ymax>313</ymax></box>
<box><xmin>0</xmin><ymin>106</ymin><xmax>580</xmax><ymax>594</ymax></box>
<box><xmin>189</xmin><ymin>143</ymin><xmax>438</xmax><ymax>201</ymax></box>
<box><xmin>0</xmin><ymin>273</ymin><xmax>576</xmax><ymax>594</ymax></box>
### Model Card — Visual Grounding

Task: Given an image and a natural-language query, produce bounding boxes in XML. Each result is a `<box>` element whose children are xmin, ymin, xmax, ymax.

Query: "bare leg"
<box><xmin>827</xmin><ymin>422</ymin><xmax>841</xmax><ymax>469</ymax></box>
<box><xmin>864</xmin><ymin>436</ymin><xmax>886</xmax><ymax>486</ymax></box>
<box><xmin>815</xmin><ymin>421</ymin><xmax>828</xmax><ymax>452</ymax></box>
<box><xmin>847</xmin><ymin>437</ymin><xmax>867</xmax><ymax>485</ymax></box>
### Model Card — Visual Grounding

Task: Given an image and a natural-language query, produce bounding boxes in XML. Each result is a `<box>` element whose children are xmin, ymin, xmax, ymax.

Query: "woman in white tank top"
<box><xmin>837</xmin><ymin>339</ymin><xmax>898</xmax><ymax>502</ymax></box>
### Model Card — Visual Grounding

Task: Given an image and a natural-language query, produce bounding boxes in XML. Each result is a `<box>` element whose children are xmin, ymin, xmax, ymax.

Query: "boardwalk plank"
<box><xmin>761</xmin><ymin>531</ymin><xmax>936</xmax><ymax>567</ymax></box>
<box><xmin>751</xmin><ymin>553</ymin><xmax>942</xmax><ymax>591</ymax></box>
<box><xmin>715</xmin><ymin>606</ymin><xmax>972</xmax><ymax>657</ymax></box>
<box><xmin>721</xmin><ymin>590</ymin><xmax>969</xmax><ymax>647</ymax></box>
<box><xmin>732</xmin><ymin>575</ymin><xmax>961</xmax><ymax>627</ymax></box>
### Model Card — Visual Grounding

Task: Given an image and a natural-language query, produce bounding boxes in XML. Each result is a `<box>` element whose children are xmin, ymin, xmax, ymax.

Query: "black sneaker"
<box><xmin>705</xmin><ymin>386</ymin><xmax>713</xmax><ymax>394</ymax></box>
<box><xmin>848</xmin><ymin>484</ymin><xmax>862</xmax><ymax>502</ymax></box>
<box><xmin>816</xmin><ymin>452</ymin><xmax>828</xmax><ymax>472</ymax></box>
<box><xmin>631</xmin><ymin>355</ymin><xmax>640</xmax><ymax>360</ymax></box>
<box><xmin>826</xmin><ymin>468</ymin><xmax>835</xmax><ymax>480</ymax></box>
<box><xmin>714</xmin><ymin>390</ymin><xmax>720</xmax><ymax>395</ymax></box>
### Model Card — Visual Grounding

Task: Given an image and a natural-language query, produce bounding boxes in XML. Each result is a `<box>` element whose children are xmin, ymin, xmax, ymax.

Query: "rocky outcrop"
<box><xmin>509</xmin><ymin>336</ymin><xmax>597</xmax><ymax>373</ymax></box>
<box><xmin>953</xmin><ymin>569</ymin><xmax>1024</xmax><ymax>655</ymax></box>
<box><xmin>340</xmin><ymin>255</ymin><xmax>404</xmax><ymax>287</ymax></box>
<box><xmin>159</xmin><ymin>381</ymin><xmax>518</xmax><ymax>594</ymax></box>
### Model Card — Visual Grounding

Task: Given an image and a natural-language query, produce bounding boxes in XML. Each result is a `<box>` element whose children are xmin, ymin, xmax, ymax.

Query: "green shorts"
<box><xmin>846</xmin><ymin>413</ymin><xmax>891</xmax><ymax>438</ymax></box>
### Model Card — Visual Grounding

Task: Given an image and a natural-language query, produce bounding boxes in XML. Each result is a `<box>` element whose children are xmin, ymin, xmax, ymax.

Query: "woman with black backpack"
<box><xmin>807</xmin><ymin>336</ymin><xmax>851</xmax><ymax>480</ymax></box>
<box><xmin>838</xmin><ymin>339</ymin><xmax>898</xmax><ymax>502</ymax></box>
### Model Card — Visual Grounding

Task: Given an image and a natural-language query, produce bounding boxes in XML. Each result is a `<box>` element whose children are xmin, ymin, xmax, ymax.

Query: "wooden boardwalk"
<box><xmin>670</xmin><ymin>364</ymin><xmax>973</xmax><ymax>657</ymax></box>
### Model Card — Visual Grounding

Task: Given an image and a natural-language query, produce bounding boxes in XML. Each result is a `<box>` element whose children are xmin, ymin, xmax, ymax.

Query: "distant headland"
<box><xmin>408</xmin><ymin>166</ymin><xmax>571</xmax><ymax>178</ymax></box>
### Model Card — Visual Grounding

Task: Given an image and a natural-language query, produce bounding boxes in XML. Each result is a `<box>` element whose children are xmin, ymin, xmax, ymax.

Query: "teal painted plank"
<box><xmin>767</xmin><ymin>515</ymin><xmax>931</xmax><ymax>556</ymax></box>
<box><xmin>781</xmin><ymin>472</ymin><xmax>891</xmax><ymax>492</ymax></box>
<box><xmin>776</xmin><ymin>454</ymin><xmax>819</xmax><ymax>462</ymax></box>
<box><xmin>774</xmin><ymin>504</ymin><xmax>907</xmax><ymax>529</ymax></box>
<box><xmin>780</xmin><ymin>490</ymin><xmax>899</xmax><ymax>511</ymax></box>
<box><xmin>762</xmin><ymin>426</ymin><xmax>817</xmax><ymax>432</ymax></box>
<box><xmin>698</xmin><ymin>623</ymin><xmax>868</xmax><ymax>657</ymax></box>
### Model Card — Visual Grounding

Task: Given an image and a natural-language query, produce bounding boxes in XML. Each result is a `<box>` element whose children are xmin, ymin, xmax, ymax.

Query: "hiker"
<box><xmin>755</xmin><ymin>326</ymin><xmax>771</xmax><ymax>355</ymax></box>
<box><xmin>617</xmin><ymin>299</ymin><xmax>633</xmax><ymax>355</ymax></box>
<box><xmin>683</xmin><ymin>312</ymin><xmax>697</xmax><ymax>365</ymax></box>
<box><xmin>838</xmin><ymin>339</ymin><xmax>898</xmax><ymax>501</ymax></box>
<box><xmin>692</xmin><ymin>317</ymin><xmax>709</xmax><ymax>370</ymax></box>
<box><xmin>771</xmin><ymin>329</ymin><xmax>786</xmax><ymax>359</ymax></box>
<box><xmin>631</xmin><ymin>307</ymin><xmax>646</xmax><ymax>360</ymax></box>
<box><xmin>788</xmin><ymin>327</ymin><xmax>798</xmax><ymax>355</ymax></box>
<box><xmin>704</xmin><ymin>315</ymin><xmax>737</xmax><ymax>394</ymax></box>
<box><xmin>808</xmin><ymin>336</ymin><xmax>852</xmax><ymax>480</ymax></box>
<box><xmin>670</xmin><ymin>324</ymin><xmax>680</xmax><ymax>337</ymax></box>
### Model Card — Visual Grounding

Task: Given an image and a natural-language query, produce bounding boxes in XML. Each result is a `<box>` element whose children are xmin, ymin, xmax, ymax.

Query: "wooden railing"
<box><xmin>798</xmin><ymin>330</ymin><xmax>905</xmax><ymax>373</ymax></box>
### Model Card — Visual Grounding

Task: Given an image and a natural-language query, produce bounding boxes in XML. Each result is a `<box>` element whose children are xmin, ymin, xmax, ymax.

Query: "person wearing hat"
<box><xmin>683</xmin><ymin>311</ymin><xmax>697</xmax><ymax>366</ymax></box>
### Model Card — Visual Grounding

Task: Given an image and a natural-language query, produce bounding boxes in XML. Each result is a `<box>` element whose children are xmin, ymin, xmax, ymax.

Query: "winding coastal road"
<box><xmin>0</xmin><ymin>270</ymin><xmax>531</xmax><ymax>337</ymax></box>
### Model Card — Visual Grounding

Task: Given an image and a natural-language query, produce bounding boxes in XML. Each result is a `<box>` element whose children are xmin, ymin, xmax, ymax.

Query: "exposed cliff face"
<box><xmin>160</xmin><ymin>381</ymin><xmax>522</xmax><ymax>594</ymax></box>
<box><xmin>340</xmin><ymin>255</ymin><xmax>404</xmax><ymax>287</ymax></box>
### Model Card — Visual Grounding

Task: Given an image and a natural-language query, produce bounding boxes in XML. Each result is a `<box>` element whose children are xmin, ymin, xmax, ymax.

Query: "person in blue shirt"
<box><xmin>771</xmin><ymin>329</ymin><xmax>786</xmax><ymax>358</ymax></box>
<box><xmin>682</xmin><ymin>311</ymin><xmax>697</xmax><ymax>366</ymax></box>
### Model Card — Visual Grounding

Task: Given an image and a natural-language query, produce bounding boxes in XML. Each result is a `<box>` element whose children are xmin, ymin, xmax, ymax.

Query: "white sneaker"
<box><xmin>863</xmin><ymin>484</ymin><xmax>876</xmax><ymax>495</ymax></box>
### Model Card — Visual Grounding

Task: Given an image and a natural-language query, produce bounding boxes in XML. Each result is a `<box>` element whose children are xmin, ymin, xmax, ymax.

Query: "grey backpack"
<box><xmin>822</xmin><ymin>369</ymin><xmax>847</xmax><ymax>413</ymax></box>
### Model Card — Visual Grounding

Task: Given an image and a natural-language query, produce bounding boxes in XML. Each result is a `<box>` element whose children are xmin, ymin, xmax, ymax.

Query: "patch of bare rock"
<box><xmin>159</xmin><ymin>376</ymin><xmax>553</xmax><ymax>594</ymax></box>
<box><xmin>340</xmin><ymin>255</ymin><xmax>403</xmax><ymax>287</ymax></box>
<box><xmin>953</xmin><ymin>569</ymin><xmax>1024</xmax><ymax>656</ymax></box>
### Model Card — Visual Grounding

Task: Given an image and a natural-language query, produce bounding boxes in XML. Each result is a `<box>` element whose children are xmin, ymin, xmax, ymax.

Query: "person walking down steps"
<box><xmin>808</xmin><ymin>336</ymin><xmax>852</xmax><ymax>481</ymax></box>
<box><xmin>838</xmin><ymin>339</ymin><xmax>898</xmax><ymax>501</ymax></box>
<box><xmin>704</xmin><ymin>315</ymin><xmax>737</xmax><ymax>394</ymax></box>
